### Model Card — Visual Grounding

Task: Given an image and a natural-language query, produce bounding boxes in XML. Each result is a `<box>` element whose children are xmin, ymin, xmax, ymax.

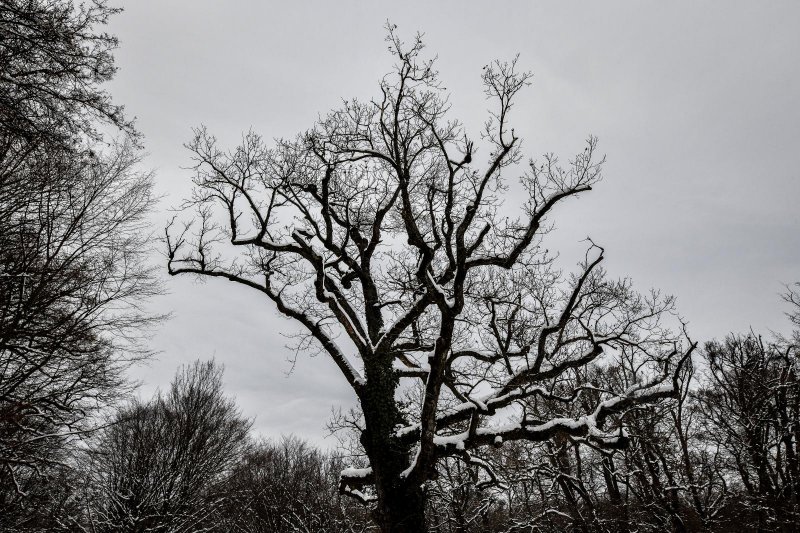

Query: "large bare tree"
<box><xmin>0</xmin><ymin>0</ymin><xmax>158</xmax><ymax>510</ymax></box>
<box><xmin>167</xmin><ymin>28</ymin><xmax>694</xmax><ymax>531</ymax></box>
<box><xmin>0</xmin><ymin>142</ymin><xmax>157</xmax><ymax>496</ymax></box>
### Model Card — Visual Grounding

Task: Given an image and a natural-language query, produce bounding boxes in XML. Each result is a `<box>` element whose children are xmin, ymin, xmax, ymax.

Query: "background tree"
<box><xmin>694</xmin><ymin>333</ymin><xmax>800</xmax><ymax>531</ymax></box>
<box><xmin>84</xmin><ymin>360</ymin><xmax>251</xmax><ymax>533</ymax></box>
<box><xmin>218</xmin><ymin>436</ymin><xmax>373</xmax><ymax>532</ymax></box>
<box><xmin>0</xmin><ymin>0</ymin><xmax>157</xmax><ymax>512</ymax></box>
<box><xmin>0</xmin><ymin>0</ymin><xmax>132</xmax><ymax>146</ymax></box>
<box><xmin>425</xmin><ymin>455</ymin><xmax>509</xmax><ymax>532</ymax></box>
<box><xmin>0</xmin><ymin>143</ymin><xmax>156</xmax><ymax>489</ymax></box>
<box><xmin>167</xmin><ymin>27</ymin><xmax>693</xmax><ymax>532</ymax></box>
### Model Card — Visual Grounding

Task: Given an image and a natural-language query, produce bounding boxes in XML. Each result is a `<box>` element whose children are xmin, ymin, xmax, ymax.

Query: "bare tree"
<box><xmin>0</xmin><ymin>142</ymin><xmax>157</xmax><ymax>496</ymax></box>
<box><xmin>167</xmin><ymin>27</ymin><xmax>693</xmax><ymax>532</ymax></box>
<box><xmin>0</xmin><ymin>0</ymin><xmax>133</xmax><ymax>146</ymax></box>
<box><xmin>84</xmin><ymin>360</ymin><xmax>251</xmax><ymax>533</ymax></box>
<box><xmin>0</xmin><ymin>0</ymin><xmax>158</xmax><ymax>511</ymax></box>
<box><xmin>218</xmin><ymin>436</ymin><xmax>373</xmax><ymax>533</ymax></box>
<box><xmin>695</xmin><ymin>333</ymin><xmax>800</xmax><ymax>531</ymax></box>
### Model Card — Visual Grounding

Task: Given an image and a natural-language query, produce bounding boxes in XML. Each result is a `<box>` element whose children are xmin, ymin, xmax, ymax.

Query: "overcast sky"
<box><xmin>107</xmin><ymin>1</ymin><xmax>800</xmax><ymax>446</ymax></box>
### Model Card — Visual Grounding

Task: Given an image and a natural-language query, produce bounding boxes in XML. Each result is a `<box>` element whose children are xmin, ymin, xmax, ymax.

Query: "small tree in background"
<box><xmin>695</xmin><ymin>333</ymin><xmax>800</xmax><ymax>531</ymax></box>
<box><xmin>84</xmin><ymin>361</ymin><xmax>251</xmax><ymax>533</ymax></box>
<box><xmin>218</xmin><ymin>436</ymin><xmax>373</xmax><ymax>532</ymax></box>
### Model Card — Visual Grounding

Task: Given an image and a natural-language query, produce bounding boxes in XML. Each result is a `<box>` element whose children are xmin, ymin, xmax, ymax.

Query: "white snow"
<box><xmin>341</xmin><ymin>466</ymin><xmax>373</xmax><ymax>479</ymax></box>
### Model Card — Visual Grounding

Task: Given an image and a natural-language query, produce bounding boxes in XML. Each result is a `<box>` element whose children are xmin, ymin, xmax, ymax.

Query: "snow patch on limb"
<box><xmin>538</xmin><ymin>508</ymin><xmax>575</xmax><ymax>521</ymax></box>
<box><xmin>593</xmin><ymin>378</ymin><xmax>676</xmax><ymax>422</ymax></box>
<box><xmin>395</xmin><ymin>423</ymin><xmax>419</xmax><ymax>438</ymax></box>
<box><xmin>339</xmin><ymin>466</ymin><xmax>376</xmax><ymax>504</ymax></box>
<box><xmin>476</xmin><ymin>421</ymin><xmax>522</xmax><ymax>436</ymax></box>
<box><xmin>433</xmin><ymin>431</ymin><xmax>469</xmax><ymax>451</ymax></box>
<box><xmin>316</xmin><ymin>333</ymin><xmax>364</xmax><ymax>388</ymax></box>
<box><xmin>341</xmin><ymin>466</ymin><xmax>373</xmax><ymax>479</ymax></box>
<box><xmin>469</xmin><ymin>395</ymin><xmax>489</xmax><ymax>412</ymax></box>
<box><xmin>399</xmin><ymin>446</ymin><xmax>422</xmax><ymax>478</ymax></box>
<box><xmin>426</xmin><ymin>270</ymin><xmax>455</xmax><ymax>309</ymax></box>
<box><xmin>444</xmin><ymin>386</ymin><xmax>530</xmax><ymax>419</ymax></box>
<box><xmin>340</xmin><ymin>486</ymin><xmax>377</xmax><ymax>504</ymax></box>
<box><xmin>392</xmin><ymin>359</ymin><xmax>430</xmax><ymax>377</ymax></box>
<box><xmin>342</xmin><ymin>357</ymin><xmax>366</xmax><ymax>387</ymax></box>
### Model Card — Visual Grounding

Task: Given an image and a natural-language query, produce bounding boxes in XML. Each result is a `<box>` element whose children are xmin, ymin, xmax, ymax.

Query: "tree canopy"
<box><xmin>167</xmin><ymin>28</ymin><xmax>694</xmax><ymax>531</ymax></box>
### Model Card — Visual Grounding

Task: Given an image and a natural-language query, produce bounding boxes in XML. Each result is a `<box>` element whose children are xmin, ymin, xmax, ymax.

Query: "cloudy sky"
<box><xmin>107</xmin><ymin>1</ymin><xmax>800</xmax><ymax>445</ymax></box>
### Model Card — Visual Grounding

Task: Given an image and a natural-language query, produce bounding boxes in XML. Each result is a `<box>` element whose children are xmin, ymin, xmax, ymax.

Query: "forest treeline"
<box><xmin>2</xmin><ymin>1</ymin><xmax>799</xmax><ymax>532</ymax></box>
<box><xmin>3</xmin><ymin>316</ymin><xmax>800</xmax><ymax>532</ymax></box>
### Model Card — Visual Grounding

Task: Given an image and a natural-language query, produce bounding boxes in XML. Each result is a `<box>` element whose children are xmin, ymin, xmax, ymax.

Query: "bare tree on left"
<box><xmin>0</xmin><ymin>0</ymin><xmax>159</xmax><ymax>523</ymax></box>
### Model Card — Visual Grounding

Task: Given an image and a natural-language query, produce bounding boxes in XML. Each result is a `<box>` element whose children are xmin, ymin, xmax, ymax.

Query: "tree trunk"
<box><xmin>360</xmin><ymin>352</ymin><xmax>428</xmax><ymax>532</ymax></box>
<box><xmin>375</xmin><ymin>480</ymin><xmax>426</xmax><ymax>533</ymax></box>
<box><xmin>602</xmin><ymin>455</ymin><xmax>629</xmax><ymax>532</ymax></box>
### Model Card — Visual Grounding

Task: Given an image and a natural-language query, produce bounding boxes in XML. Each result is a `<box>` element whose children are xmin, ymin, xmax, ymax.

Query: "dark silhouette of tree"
<box><xmin>83</xmin><ymin>360</ymin><xmax>251</xmax><ymax>533</ymax></box>
<box><xmin>218</xmin><ymin>436</ymin><xmax>373</xmax><ymax>532</ymax></box>
<box><xmin>6</xmin><ymin>2</ymin><xmax>799</xmax><ymax>530</ymax></box>
<box><xmin>695</xmin><ymin>333</ymin><xmax>800</xmax><ymax>531</ymax></box>
<box><xmin>0</xmin><ymin>0</ymin><xmax>158</xmax><ymax>514</ymax></box>
<box><xmin>167</xmin><ymin>26</ymin><xmax>693</xmax><ymax>531</ymax></box>
<box><xmin>0</xmin><ymin>0</ymin><xmax>133</xmax><ymax>146</ymax></box>
<box><xmin>0</xmin><ymin>144</ymin><xmax>157</xmax><ymax>490</ymax></box>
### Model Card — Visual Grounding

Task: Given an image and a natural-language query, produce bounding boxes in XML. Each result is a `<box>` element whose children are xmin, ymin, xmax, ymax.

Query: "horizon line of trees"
<box><xmin>3</xmin><ymin>297</ymin><xmax>798</xmax><ymax>531</ymax></box>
